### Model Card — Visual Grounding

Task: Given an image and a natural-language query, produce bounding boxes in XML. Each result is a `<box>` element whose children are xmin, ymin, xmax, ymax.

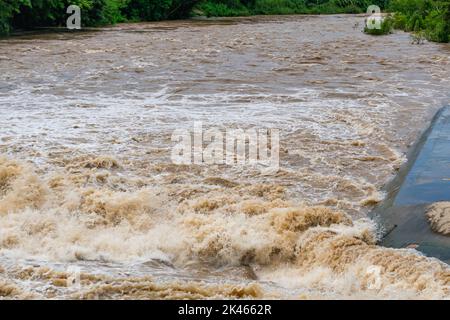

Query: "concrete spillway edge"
<box><xmin>372</xmin><ymin>105</ymin><xmax>450</xmax><ymax>264</ymax></box>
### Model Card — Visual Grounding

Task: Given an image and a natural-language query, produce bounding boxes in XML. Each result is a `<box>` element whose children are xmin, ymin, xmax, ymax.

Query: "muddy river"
<box><xmin>0</xmin><ymin>14</ymin><xmax>449</xmax><ymax>299</ymax></box>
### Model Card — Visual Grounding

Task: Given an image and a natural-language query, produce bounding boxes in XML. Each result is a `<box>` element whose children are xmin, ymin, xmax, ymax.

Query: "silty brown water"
<box><xmin>0</xmin><ymin>15</ymin><xmax>449</xmax><ymax>299</ymax></box>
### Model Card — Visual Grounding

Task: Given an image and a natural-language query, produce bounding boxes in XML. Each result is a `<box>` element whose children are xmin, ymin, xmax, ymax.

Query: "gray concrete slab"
<box><xmin>373</xmin><ymin>106</ymin><xmax>450</xmax><ymax>264</ymax></box>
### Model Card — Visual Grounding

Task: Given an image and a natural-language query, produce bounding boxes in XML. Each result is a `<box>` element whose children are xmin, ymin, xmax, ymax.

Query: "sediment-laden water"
<box><xmin>0</xmin><ymin>15</ymin><xmax>449</xmax><ymax>299</ymax></box>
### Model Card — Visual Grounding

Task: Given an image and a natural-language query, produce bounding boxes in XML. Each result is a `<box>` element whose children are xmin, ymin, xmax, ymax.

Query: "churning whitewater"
<box><xmin>0</xmin><ymin>15</ymin><xmax>449</xmax><ymax>299</ymax></box>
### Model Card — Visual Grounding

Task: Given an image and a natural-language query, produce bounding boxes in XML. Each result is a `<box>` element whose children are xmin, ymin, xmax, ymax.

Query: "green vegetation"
<box><xmin>0</xmin><ymin>0</ymin><xmax>388</xmax><ymax>35</ymax></box>
<box><xmin>125</xmin><ymin>0</ymin><xmax>198</xmax><ymax>20</ymax></box>
<box><xmin>0</xmin><ymin>0</ymin><xmax>29</xmax><ymax>35</ymax></box>
<box><xmin>389</xmin><ymin>0</ymin><xmax>450</xmax><ymax>42</ymax></box>
<box><xmin>194</xmin><ymin>0</ymin><xmax>250</xmax><ymax>16</ymax></box>
<box><xmin>0</xmin><ymin>0</ymin><xmax>198</xmax><ymax>35</ymax></box>
<box><xmin>11</xmin><ymin>1</ymin><xmax>127</xmax><ymax>30</ymax></box>
<box><xmin>0</xmin><ymin>0</ymin><xmax>448</xmax><ymax>43</ymax></box>
<box><xmin>364</xmin><ymin>15</ymin><xmax>394</xmax><ymax>35</ymax></box>
<box><xmin>194</xmin><ymin>0</ymin><xmax>388</xmax><ymax>17</ymax></box>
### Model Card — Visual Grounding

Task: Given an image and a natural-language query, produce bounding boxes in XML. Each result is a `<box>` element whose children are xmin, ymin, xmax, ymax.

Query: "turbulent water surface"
<box><xmin>0</xmin><ymin>15</ymin><xmax>449</xmax><ymax>299</ymax></box>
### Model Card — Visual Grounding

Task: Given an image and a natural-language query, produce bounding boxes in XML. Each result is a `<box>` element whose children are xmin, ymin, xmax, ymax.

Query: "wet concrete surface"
<box><xmin>375</xmin><ymin>106</ymin><xmax>450</xmax><ymax>263</ymax></box>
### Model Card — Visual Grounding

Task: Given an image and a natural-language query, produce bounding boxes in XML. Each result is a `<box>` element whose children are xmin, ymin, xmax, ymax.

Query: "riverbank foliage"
<box><xmin>0</xmin><ymin>0</ymin><xmax>387</xmax><ymax>35</ymax></box>
<box><xmin>194</xmin><ymin>1</ymin><xmax>389</xmax><ymax>17</ymax></box>
<box><xmin>0</xmin><ymin>0</ymin><xmax>198</xmax><ymax>35</ymax></box>
<box><xmin>0</xmin><ymin>0</ymin><xmax>448</xmax><ymax>43</ymax></box>
<box><xmin>389</xmin><ymin>0</ymin><xmax>449</xmax><ymax>42</ymax></box>
<box><xmin>364</xmin><ymin>15</ymin><xmax>394</xmax><ymax>35</ymax></box>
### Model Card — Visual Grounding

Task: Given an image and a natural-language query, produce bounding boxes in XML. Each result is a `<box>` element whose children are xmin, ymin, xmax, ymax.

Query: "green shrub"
<box><xmin>406</xmin><ymin>12</ymin><xmax>424</xmax><ymax>31</ymax></box>
<box><xmin>388</xmin><ymin>0</ymin><xmax>450</xmax><ymax>43</ymax></box>
<box><xmin>97</xmin><ymin>0</ymin><xmax>128</xmax><ymax>24</ymax></box>
<box><xmin>253</xmin><ymin>0</ymin><xmax>306</xmax><ymax>15</ymax></box>
<box><xmin>195</xmin><ymin>0</ymin><xmax>250</xmax><ymax>16</ymax></box>
<box><xmin>424</xmin><ymin>8</ymin><xmax>449</xmax><ymax>42</ymax></box>
<box><xmin>121</xmin><ymin>0</ymin><xmax>201</xmax><ymax>21</ymax></box>
<box><xmin>388</xmin><ymin>0</ymin><xmax>430</xmax><ymax>15</ymax></box>
<box><xmin>333</xmin><ymin>0</ymin><xmax>370</xmax><ymax>9</ymax></box>
<box><xmin>1</xmin><ymin>0</ymin><xmax>200</xmax><ymax>34</ymax></box>
<box><xmin>392</xmin><ymin>12</ymin><xmax>407</xmax><ymax>29</ymax></box>
<box><xmin>0</xmin><ymin>0</ymin><xmax>31</xmax><ymax>35</ymax></box>
<box><xmin>364</xmin><ymin>15</ymin><xmax>394</xmax><ymax>35</ymax></box>
<box><xmin>10</xmin><ymin>0</ymin><xmax>126</xmax><ymax>29</ymax></box>
<box><xmin>195</xmin><ymin>0</ymin><xmax>376</xmax><ymax>16</ymax></box>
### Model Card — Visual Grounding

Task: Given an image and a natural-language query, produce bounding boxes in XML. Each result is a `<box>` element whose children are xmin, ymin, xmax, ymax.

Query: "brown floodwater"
<box><xmin>0</xmin><ymin>15</ymin><xmax>449</xmax><ymax>299</ymax></box>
